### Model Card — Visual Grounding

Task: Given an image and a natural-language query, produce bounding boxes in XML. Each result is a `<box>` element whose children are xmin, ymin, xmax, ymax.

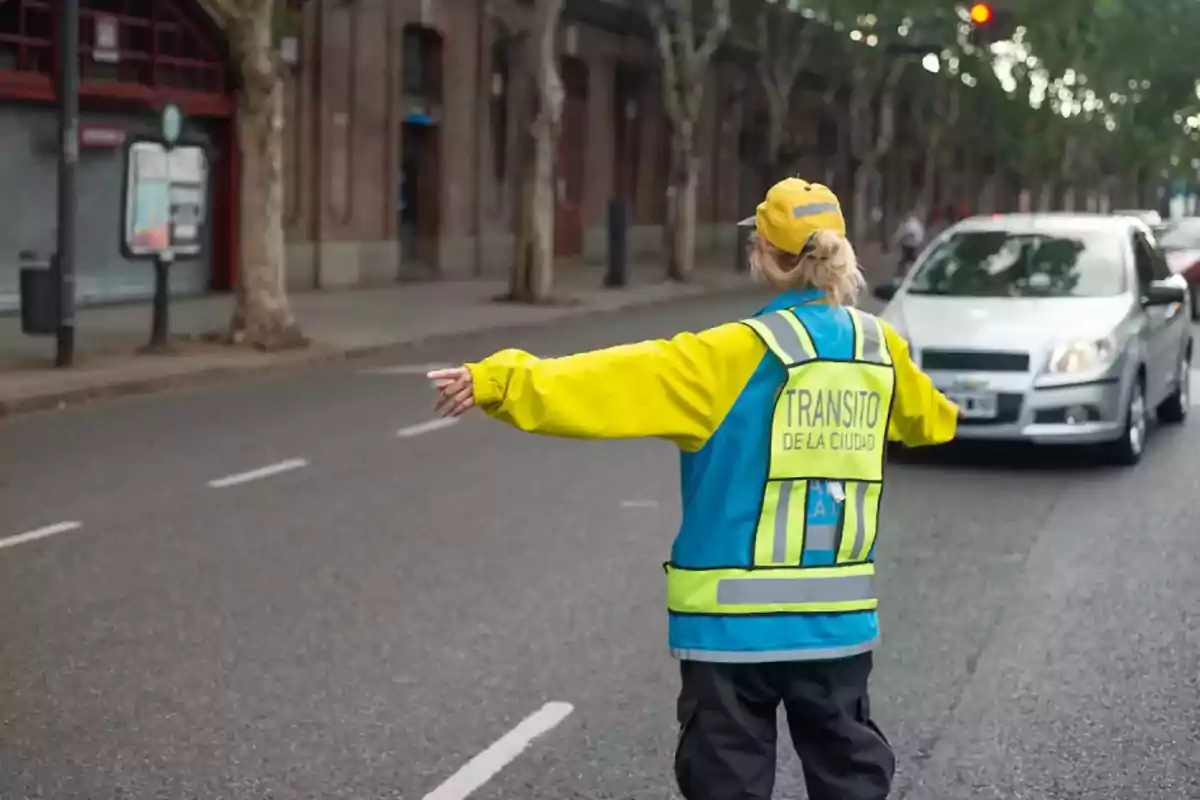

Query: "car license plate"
<box><xmin>946</xmin><ymin>391</ymin><xmax>998</xmax><ymax>419</ymax></box>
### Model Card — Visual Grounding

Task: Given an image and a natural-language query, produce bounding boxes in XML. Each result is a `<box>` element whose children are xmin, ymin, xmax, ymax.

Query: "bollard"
<box><xmin>736</xmin><ymin>223</ymin><xmax>751</xmax><ymax>273</ymax></box>
<box><xmin>605</xmin><ymin>199</ymin><xmax>630</xmax><ymax>288</ymax></box>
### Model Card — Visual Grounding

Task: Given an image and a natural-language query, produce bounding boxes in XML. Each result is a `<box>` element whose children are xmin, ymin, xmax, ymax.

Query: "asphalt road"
<box><xmin>2</xmin><ymin>292</ymin><xmax>1199</xmax><ymax>800</ymax></box>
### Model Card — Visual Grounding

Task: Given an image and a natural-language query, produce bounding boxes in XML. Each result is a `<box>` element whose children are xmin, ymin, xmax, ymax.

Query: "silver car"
<box><xmin>1112</xmin><ymin>208</ymin><xmax>1164</xmax><ymax>232</ymax></box>
<box><xmin>873</xmin><ymin>213</ymin><xmax>1193</xmax><ymax>465</ymax></box>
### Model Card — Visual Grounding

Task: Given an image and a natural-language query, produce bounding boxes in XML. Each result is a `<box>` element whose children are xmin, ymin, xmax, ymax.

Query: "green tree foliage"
<box><xmin>740</xmin><ymin>0</ymin><xmax>1200</xmax><ymax>214</ymax></box>
<box><xmin>958</xmin><ymin>0</ymin><xmax>1200</xmax><ymax>203</ymax></box>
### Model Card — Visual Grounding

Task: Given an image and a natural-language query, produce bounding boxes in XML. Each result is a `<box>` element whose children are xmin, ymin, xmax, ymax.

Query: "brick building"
<box><xmin>0</xmin><ymin>0</ymin><xmax>760</xmax><ymax>312</ymax></box>
<box><xmin>0</xmin><ymin>0</ymin><xmax>236</xmax><ymax>312</ymax></box>
<box><xmin>280</xmin><ymin>0</ymin><xmax>753</xmax><ymax>290</ymax></box>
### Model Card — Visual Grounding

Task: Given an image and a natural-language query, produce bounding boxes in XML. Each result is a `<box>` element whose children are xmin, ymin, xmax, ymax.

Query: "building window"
<box><xmin>0</xmin><ymin>0</ymin><xmax>55</xmax><ymax>74</ymax></box>
<box><xmin>490</xmin><ymin>35</ymin><xmax>509</xmax><ymax>183</ymax></box>
<box><xmin>0</xmin><ymin>0</ymin><xmax>226</xmax><ymax>94</ymax></box>
<box><xmin>402</xmin><ymin>25</ymin><xmax>443</xmax><ymax>101</ymax></box>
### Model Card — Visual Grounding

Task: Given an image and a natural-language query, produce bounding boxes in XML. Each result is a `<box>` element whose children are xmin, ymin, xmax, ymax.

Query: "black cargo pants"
<box><xmin>674</xmin><ymin>653</ymin><xmax>894</xmax><ymax>800</ymax></box>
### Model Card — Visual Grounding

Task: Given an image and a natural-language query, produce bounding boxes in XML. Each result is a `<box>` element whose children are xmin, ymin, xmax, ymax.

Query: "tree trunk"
<box><xmin>511</xmin><ymin>107</ymin><xmax>557</xmax><ymax>301</ymax></box>
<box><xmin>1038</xmin><ymin>182</ymin><xmax>1054</xmax><ymax>211</ymax></box>
<box><xmin>919</xmin><ymin>83</ymin><xmax>958</xmax><ymax>214</ymax></box>
<box><xmin>667</xmin><ymin>146</ymin><xmax>699</xmax><ymax>281</ymax></box>
<box><xmin>225</xmin><ymin>2</ymin><xmax>304</xmax><ymax>350</ymax></box>
<box><xmin>852</xmin><ymin>164</ymin><xmax>872</xmax><ymax>242</ymax></box>
<box><xmin>650</xmin><ymin>0</ymin><xmax>729</xmax><ymax>282</ymax></box>
<box><xmin>919</xmin><ymin>147</ymin><xmax>938</xmax><ymax>213</ymax></box>
<box><xmin>506</xmin><ymin>0</ymin><xmax>562</xmax><ymax>303</ymax></box>
<box><xmin>846</xmin><ymin>55</ymin><xmax>902</xmax><ymax>246</ymax></box>
<box><xmin>764</xmin><ymin>86</ymin><xmax>785</xmax><ymax>171</ymax></box>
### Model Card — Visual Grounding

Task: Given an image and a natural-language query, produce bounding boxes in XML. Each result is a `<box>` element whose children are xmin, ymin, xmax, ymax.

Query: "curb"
<box><xmin>0</xmin><ymin>282</ymin><xmax>762</xmax><ymax>419</ymax></box>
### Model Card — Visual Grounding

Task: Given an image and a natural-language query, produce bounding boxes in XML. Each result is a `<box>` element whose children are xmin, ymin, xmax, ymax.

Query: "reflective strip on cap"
<box><xmin>792</xmin><ymin>202</ymin><xmax>841</xmax><ymax>218</ymax></box>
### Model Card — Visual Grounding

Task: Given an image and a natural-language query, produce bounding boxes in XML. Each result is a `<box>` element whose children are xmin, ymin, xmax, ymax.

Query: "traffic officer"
<box><xmin>429</xmin><ymin>177</ymin><xmax>959</xmax><ymax>800</ymax></box>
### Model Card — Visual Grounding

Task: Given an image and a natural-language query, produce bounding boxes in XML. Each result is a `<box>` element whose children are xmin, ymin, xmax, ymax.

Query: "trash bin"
<box><xmin>19</xmin><ymin>250</ymin><xmax>56</xmax><ymax>336</ymax></box>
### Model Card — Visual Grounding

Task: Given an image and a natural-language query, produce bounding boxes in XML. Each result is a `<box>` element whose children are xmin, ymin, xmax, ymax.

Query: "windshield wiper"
<box><xmin>905</xmin><ymin>287</ymin><xmax>955</xmax><ymax>295</ymax></box>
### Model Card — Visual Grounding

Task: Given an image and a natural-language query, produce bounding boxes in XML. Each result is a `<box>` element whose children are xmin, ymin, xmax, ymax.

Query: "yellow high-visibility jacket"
<box><xmin>468</xmin><ymin>308</ymin><xmax>956</xmax><ymax>452</ymax></box>
<box><xmin>465</xmin><ymin>290</ymin><xmax>957</xmax><ymax>661</ymax></box>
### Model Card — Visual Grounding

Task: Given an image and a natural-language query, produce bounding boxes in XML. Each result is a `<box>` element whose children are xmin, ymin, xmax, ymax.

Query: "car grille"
<box><xmin>919</xmin><ymin>349</ymin><xmax>1031</xmax><ymax>372</ymax></box>
<box><xmin>958</xmin><ymin>393</ymin><xmax>1025</xmax><ymax>426</ymax></box>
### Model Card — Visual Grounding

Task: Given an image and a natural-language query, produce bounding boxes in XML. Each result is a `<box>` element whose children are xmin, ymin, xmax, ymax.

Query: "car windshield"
<box><xmin>1158</xmin><ymin>219</ymin><xmax>1200</xmax><ymax>250</ymax></box>
<box><xmin>906</xmin><ymin>229</ymin><xmax>1126</xmax><ymax>298</ymax></box>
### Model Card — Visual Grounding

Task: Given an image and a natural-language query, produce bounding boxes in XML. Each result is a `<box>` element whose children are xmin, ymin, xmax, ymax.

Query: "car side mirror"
<box><xmin>1142</xmin><ymin>279</ymin><xmax>1186</xmax><ymax>306</ymax></box>
<box><xmin>873</xmin><ymin>280</ymin><xmax>900</xmax><ymax>302</ymax></box>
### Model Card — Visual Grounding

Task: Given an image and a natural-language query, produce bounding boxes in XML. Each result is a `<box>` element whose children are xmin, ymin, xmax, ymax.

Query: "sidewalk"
<box><xmin>0</xmin><ymin>259</ymin><xmax>758</xmax><ymax>417</ymax></box>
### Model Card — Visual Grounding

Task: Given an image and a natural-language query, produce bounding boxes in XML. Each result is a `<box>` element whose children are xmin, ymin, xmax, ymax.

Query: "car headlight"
<box><xmin>1045</xmin><ymin>335</ymin><xmax>1119</xmax><ymax>374</ymax></box>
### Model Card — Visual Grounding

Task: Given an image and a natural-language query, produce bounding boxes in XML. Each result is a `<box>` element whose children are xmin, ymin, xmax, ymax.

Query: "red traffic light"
<box><xmin>968</xmin><ymin>2</ymin><xmax>992</xmax><ymax>24</ymax></box>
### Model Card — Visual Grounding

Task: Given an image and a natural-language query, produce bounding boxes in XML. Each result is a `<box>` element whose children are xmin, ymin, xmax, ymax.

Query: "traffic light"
<box><xmin>968</xmin><ymin>2</ymin><xmax>992</xmax><ymax>24</ymax></box>
<box><xmin>965</xmin><ymin>2</ymin><xmax>1014</xmax><ymax>46</ymax></box>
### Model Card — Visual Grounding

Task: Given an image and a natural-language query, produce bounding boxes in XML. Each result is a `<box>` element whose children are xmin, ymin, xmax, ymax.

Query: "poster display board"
<box><xmin>120</xmin><ymin>139</ymin><xmax>209</xmax><ymax>261</ymax></box>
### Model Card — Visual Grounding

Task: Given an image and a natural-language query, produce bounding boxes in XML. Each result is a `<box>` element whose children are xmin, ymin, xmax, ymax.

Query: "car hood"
<box><xmin>881</xmin><ymin>293</ymin><xmax>1132</xmax><ymax>353</ymax></box>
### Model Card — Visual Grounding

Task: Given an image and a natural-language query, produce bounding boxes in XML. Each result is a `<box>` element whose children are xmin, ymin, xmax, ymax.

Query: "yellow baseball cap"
<box><xmin>738</xmin><ymin>178</ymin><xmax>846</xmax><ymax>254</ymax></box>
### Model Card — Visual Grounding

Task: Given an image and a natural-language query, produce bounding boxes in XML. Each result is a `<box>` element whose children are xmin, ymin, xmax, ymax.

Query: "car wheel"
<box><xmin>1158</xmin><ymin>350</ymin><xmax>1191</xmax><ymax>424</ymax></box>
<box><xmin>1103</xmin><ymin>378</ymin><xmax>1147</xmax><ymax>466</ymax></box>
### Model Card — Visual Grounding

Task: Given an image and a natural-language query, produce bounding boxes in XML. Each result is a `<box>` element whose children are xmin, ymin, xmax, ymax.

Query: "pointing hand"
<box><xmin>428</xmin><ymin>367</ymin><xmax>476</xmax><ymax>418</ymax></box>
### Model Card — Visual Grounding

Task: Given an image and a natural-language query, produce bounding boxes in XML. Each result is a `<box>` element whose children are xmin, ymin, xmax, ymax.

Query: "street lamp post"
<box><xmin>55</xmin><ymin>0</ymin><xmax>80</xmax><ymax>367</ymax></box>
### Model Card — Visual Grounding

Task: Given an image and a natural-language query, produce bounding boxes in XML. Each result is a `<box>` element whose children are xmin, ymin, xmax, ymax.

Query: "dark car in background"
<box><xmin>1159</xmin><ymin>217</ymin><xmax>1200</xmax><ymax>320</ymax></box>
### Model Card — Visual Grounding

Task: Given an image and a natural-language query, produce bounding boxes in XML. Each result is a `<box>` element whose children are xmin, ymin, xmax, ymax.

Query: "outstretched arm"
<box><xmin>882</xmin><ymin>322</ymin><xmax>960</xmax><ymax>447</ymax></box>
<box><xmin>429</xmin><ymin>324</ymin><xmax>760</xmax><ymax>452</ymax></box>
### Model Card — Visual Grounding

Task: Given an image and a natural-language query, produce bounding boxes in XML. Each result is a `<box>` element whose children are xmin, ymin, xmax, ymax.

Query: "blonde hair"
<box><xmin>749</xmin><ymin>229</ymin><xmax>865</xmax><ymax>306</ymax></box>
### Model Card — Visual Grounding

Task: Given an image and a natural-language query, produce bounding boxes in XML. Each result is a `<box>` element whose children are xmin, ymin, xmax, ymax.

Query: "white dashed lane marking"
<box><xmin>620</xmin><ymin>499</ymin><xmax>660</xmax><ymax>509</ymax></box>
<box><xmin>397</xmin><ymin>418</ymin><xmax>460</xmax><ymax>438</ymax></box>
<box><xmin>420</xmin><ymin>701</ymin><xmax>575</xmax><ymax>800</ymax></box>
<box><xmin>362</xmin><ymin>356</ymin><xmax>564</xmax><ymax>377</ymax></box>
<box><xmin>0</xmin><ymin>521</ymin><xmax>82</xmax><ymax>551</ymax></box>
<box><xmin>360</xmin><ymin>363</ymin><xmax>452</xmax><ymax>376</ymax></box>
<box><xmin>208</xmin><ymin>459</ymin><xmax>309</xmax><ymax>488</ymax></box>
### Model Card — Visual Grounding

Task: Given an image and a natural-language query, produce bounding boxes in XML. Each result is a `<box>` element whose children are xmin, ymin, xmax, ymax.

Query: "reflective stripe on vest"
<box><xmin>753</xmin><ymin>478</ymin><xmax>882</xmax><ymax>567</ymax></box>
<box><xmin>666</xmin><ymin>307</ymin><xmax>895</xmax><ymax>617</ymax></box>
<box><xmin>665</xmin><ymin>563</ymin><xmax>878</xmax><ymax>615</ymax></box>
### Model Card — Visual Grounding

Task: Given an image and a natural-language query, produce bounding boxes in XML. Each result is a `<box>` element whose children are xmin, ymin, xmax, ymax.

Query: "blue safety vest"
<box><xmin>667</xmin><ymin>288</ymin><xmax>893</xmax><ymax>662</ymax></box>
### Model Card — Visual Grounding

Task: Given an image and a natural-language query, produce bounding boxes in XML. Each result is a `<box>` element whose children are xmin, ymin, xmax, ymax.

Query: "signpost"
<box><xmin>54</xmin><ymin>0</ymin><xmax>80</xmax><ymax>367</ymax></box>
<box><xmin>120</xmin><ymin>103</ymin><xmax>210</xmax><ymax>351</ymax></box>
